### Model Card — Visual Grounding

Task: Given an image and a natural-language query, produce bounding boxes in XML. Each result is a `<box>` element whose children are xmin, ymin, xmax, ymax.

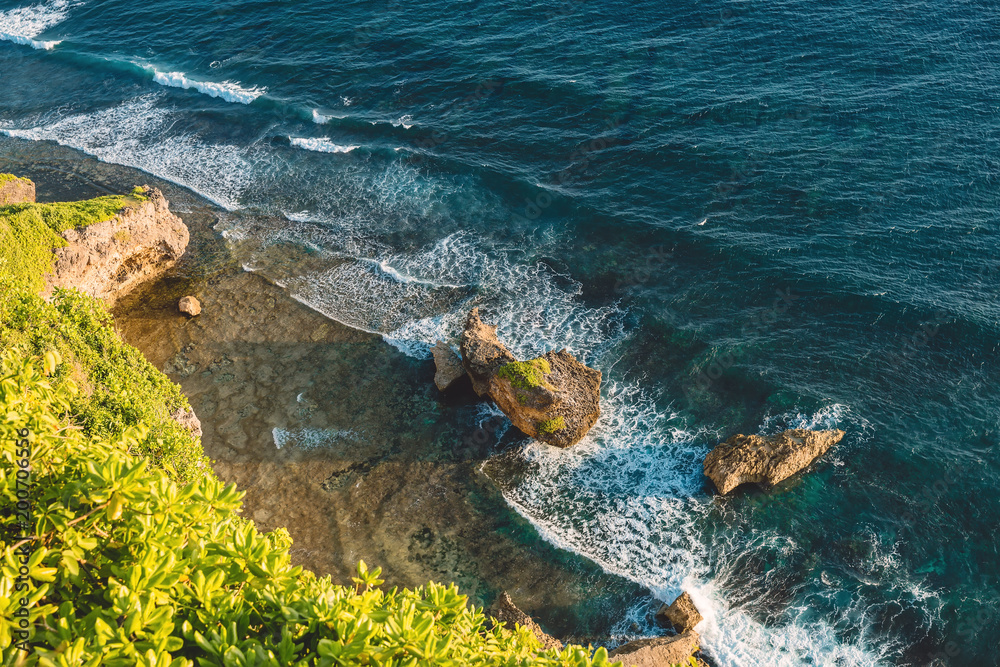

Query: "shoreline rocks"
<box><xmin>609</xmin><ymin>630</ymin><xmax>701</xmax><ymax>667</ymax></box>
<box><xmin>489</xmin><ymin>592</ymin><xmax>563</xmax><ymax>651</ymax></box>
<box><xmin>459</xmin><ymin>308</ymin><xmax>601</xmax><ymax>448</ymax></box>
<box><xmin>43</xmin><ymin>186</ymin><xmax>189</xmax><ymax>305</ymax></box>
<box><xmin>703</xmin><ymin>428</ymin><xmax>846</xmax><ymax>495</ymax></box>
<box><xmin>0</xmin><ymin>174</ymin><xmax>35</xmax><ymax>205</ymax></box>
<box><xmin>656</xmin><ymin>592</ymin><xmax>703</xmax><ymax>633</ymax></box>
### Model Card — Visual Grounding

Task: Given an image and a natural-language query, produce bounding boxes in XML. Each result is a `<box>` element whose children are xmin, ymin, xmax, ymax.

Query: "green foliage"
<box><xmin>0</xmin><ymin>194</ymin><xmax>129</xmax><ymax>292</ymax></box>
<box><xmin>497</xmin><ymin>358</ymin><xmax>552</xmax><ymax>391</ymax></box>
<box><xmin>0</xmin><ymin>286</ymin><xmax>211</xmax><ymax>484</ymax></box>
<box><xmin>536</xmin><ymin>417</ymin><xmax>565</xmax><ymax>436</ymax></box>
<box><xmin>0</xmin><ymin>351</ymin><xmax>617</xmax><ymax>666</ymax></box>
<box><xmin>0</xmin><ymin>174</ymin><xmax>32</xmax><ymax>187</ymax></box>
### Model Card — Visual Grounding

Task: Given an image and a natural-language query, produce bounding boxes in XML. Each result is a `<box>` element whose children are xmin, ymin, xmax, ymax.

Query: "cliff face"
<box><xmin>43</xmin><ymin>187</ymin><xmax>189</xmax><ymax>304</ymax></box>
<box><xmin>0</xmin><ymin>174</ymin><xmax>35</xmax><ymax>205</ymax></box>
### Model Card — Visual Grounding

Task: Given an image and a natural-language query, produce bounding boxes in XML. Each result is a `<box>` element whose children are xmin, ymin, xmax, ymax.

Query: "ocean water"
<box><xmin>2</xmin><ymin>0</ymin><xmax>999</xmax><ymax>664</ymax></box>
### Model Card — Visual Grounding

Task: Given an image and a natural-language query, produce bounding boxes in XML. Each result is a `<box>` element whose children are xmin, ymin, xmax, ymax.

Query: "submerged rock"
<box><xmin>44</xmin><ymin>186</ymin><xmax>189</xmax><ymax>305</ymax></box>
<box><xmin>703</xmin><ymin>428</ymin><xmax>846</xmax><ymax>495</ymax></box>
<box><xmin>459</xmin><ymin>308</ymin><xmax>601</xmax><ymax>448</ymax></box>
<box><xmin>656</xmin><ymin>591</ymin><xmax>703</xmax><ymax>633</ymax></box>
<box><xmin>0</xmin><ymin>174</ymin><xmax>35</xmax><ymax>205</ymax></box>
<box><xmin>608</xmin><ymin>630</ymin><xmax>701</xmax><ymax>667</ymax></box>
<box><xmin>431</xmin><ymin>340</ymin><xmax>466</xmax><ymax>391</ymax></box>
<box><xmin>489</xmin><ymin>592</ymin><xmax>562</xmax><ymax>651</ymax></box>
<box><xmin>179</xmin><ymin>296</ymin><xmax>202</xmax><ymax>317</ymax></box>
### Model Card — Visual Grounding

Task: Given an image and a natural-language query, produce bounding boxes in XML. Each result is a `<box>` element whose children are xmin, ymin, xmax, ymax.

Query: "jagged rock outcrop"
<box><xmin>179</xmin><ymin>296</ymin><xmax>202</xmax><ymax>317</ymax></box>
<box><xmin>43</xmin><ymin>186</ymin><xmax>188</xmax><ymax>305</ymax></box>
<box><xmin>460</xmin><ymin>308</ymin><xmax>516</xmax><ymax>395</ymax></box>
<box><xmin>608</xmin><ymin>630</ymin><xmax>701</xmax><ymax>667</ymax></box>
<box><xmin>489</xmin><ymin>592</ymin><xmax>562</xmax><ymax>651</ymax></box>
<box><xmin>703</xmin><ymin>428</ymin><xmax>846</xmax><ymax>495</ymax></box>
<box><xmin>656</xmin><ymin>592</ymin><xmax>703</xmax><ymax>633</ymax></box>
<box><xmin>431</xmin><ymin>341</ymin><xmax>466</xmax><ymax>391</ymax></box>
<box><xmin>0</xmin><ymin>174</ymin><xmax>35</xmax><ymax>205</ymax></box>
<box><xmin>459</xmin><ymin>308</ymin><xmax>601</xmax><ymax>448</ymax></box>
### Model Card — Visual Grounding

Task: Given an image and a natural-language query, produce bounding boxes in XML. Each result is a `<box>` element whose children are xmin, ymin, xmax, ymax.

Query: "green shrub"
<box><xmin>0</xmin><ymin>287</ymin><xmax>210</xmax><ymax>484</ymax></box>
<box><xmin>537</xmin><ymin>417</ymin><xmax>565</xmax><ymax>435</ymax></box>
<box><xmin>0</xmin><ymin>350</ymin><xmax>615</xmax><ymax>666</ymax></box>
<box><xmin>497</xmin><ymin>359</ymin><xmax>552</xmax><ymax>391</ymax></box>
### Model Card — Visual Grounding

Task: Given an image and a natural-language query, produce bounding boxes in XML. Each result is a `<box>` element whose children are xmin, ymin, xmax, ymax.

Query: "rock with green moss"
<box><xmin>0</xmin><ymin>173</ymin><xmax>35</xmax><ymax>205</ymax></box>
<box><xmin>460</xmin><ymin>308</ymin><xmax>601</xmax><ymax>448</ymax></box>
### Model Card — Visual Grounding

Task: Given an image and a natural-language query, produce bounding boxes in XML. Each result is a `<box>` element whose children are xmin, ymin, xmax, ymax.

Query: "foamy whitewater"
<box><xmin>2</xmin><ymin>1</ymin><xmax>997</xmax><ymax>662</ymax></box>
<box><xmin>139</xmin><ymin>65</ymin><xmax>267</xmax><ymax>104</ymax></box>
<box><xmin>290</xmin><ymin>137</ymin><xmax>359</xmax><ymax>154</ymax></box>
<box><xmin>0</xmin><ymin>0</ymin><xmax>77</xmax><ymax>49</ymax></box>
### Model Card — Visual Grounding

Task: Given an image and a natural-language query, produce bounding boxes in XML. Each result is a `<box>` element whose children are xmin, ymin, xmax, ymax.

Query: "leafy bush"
<box><xmin>0</xmin><ymin>350</ymin><xmax>615</xmax><ymax>667</ymax></box>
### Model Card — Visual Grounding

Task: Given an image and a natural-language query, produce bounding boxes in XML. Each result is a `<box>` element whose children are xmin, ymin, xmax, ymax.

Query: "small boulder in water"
<box><xmin>459</xmin><ymin>308</ymin><xmax>601</xmax><ymax>448</ymax></box>
<box><xmin>179</xmin><ymin>295</ymin><xmax>201</xmax><ymax>317</ymax></box>
<box><xmin>431</xmin><ymin>340</ymin><xmax>466</xmax><ymax>391</ymax></box>
<box><xmin>703</xmin><ymin>428</ymin><xmax>845</xmax><ymax>495</ymax></box>
<box><xmin>656</xmin><ymin>591</ymin><xmax>703</xmax><ymax>633</ymax></box>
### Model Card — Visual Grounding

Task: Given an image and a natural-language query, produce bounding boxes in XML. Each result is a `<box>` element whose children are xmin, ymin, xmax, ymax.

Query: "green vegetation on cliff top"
<box><xmin>0</xmin><ymin>173</ymin><xmax>32</xmax><ymax>187</ymax></box>
<box><xmin>537</xmin><ymin>416</ymin><xmax>566</xmax><ymax>435</ymax></box>
<box><xmin>497</xmin><ymin>358</ymin><xmax>552</xmax><ymax>391</ymax></box>
<box><xmin>0</xmin><ymin>186</ymin><xmax>617</xmax><ymax>665</ymax></box>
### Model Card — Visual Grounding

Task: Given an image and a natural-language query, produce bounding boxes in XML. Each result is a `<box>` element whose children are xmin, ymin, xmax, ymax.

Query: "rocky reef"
<box><xmin>43</xmin><ymin>186</ymin><xmax>189</xmax><ymax>305</ymax></box>
<box><xmin>703</xmin><ymin>428</ymin><xmax>846</xmax><ymax>494</ymax></box>
<box><xmin>459</xmin><ymin>308</ymin><xmax>601</xmax><ymax>448</ymax></box>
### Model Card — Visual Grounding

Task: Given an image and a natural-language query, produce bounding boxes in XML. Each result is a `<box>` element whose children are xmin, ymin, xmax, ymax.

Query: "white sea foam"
<box><xmin>138</xmin><ymin>64</ymin><xmax>266</xmax><ymax>104</ymax></box>
<box><xmin>1</xmin><ymin>96</ymin><xmax>260</xmax><ymax>209</ymax></box>
<box><xmin>311</xmin><ymin>108</ymin><xmax>348</xmax><ymax>124</ymax></box>
<box><xmin>392</xmin><ymin>114</ymin><xmax>414</xmax><ymax>129</ymax></box>
<box><xmin>289</xmin><ymin>137</ymin><xmax>359</xmax><ymax>154</ymax></box>
<box><xmin>495</xmin><ymin>395</ymin><xmax>899</xmax><ymax>666</ymax></box>
<box><xmin>0</xmin><ymin>0</ymin><xmax>78</xmax><ymax>50</ymax></box>
<box><xmin>272</xmin><ymin>427</ymin><xmax>358</xmax><ymax>451</ymax></box>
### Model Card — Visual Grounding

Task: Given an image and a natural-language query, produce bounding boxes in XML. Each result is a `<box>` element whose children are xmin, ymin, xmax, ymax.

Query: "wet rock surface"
<box><xmin>460</xmin><ymin>308</ymin><xmax>601</xmax><ymax>448</ymax></box>
<box><xmin>703</xmin><ymin>428</ymin><xmax>846</xmax><ymax>495</ymax></box>
<box><xmin>490</xmin><ymin>592</ymin><xmax>563</xmax><ymax>651</ymax></box>
<box><xmin>656</xmin><ymin>592</ymin><xmax>703</xmax><ymax>633</ymax></box>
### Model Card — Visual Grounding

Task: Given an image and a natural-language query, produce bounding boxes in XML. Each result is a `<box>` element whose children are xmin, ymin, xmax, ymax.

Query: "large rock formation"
<box><xmin>459</xmin><ymin>308</ymin><xmax>601</xmax><ymax>448</ymax></box>
<box><xmin>0</xmin><ymin>174</ymin><xmax>35</xmax><ymax>205</ymax></box>
<box><xmin>608</xmin><ymin>630</ymin><xmax>701</xmax><ymax>667</ymax></box>
<box><xmin>489</xmin><ymin>592</ymin><xmax>562</xmax><ymax>651</ymax></box>
<box><xmin>656</xmin><ymin>592</ymin><xmax>703</xmax><ymax>633</ymax></box>
<box><xmin>431</xmin><ymin>341</ymin><xmax>466</xmax><ymax>391</ymax></box>
<box><xmin>703</xmin><ymin>428</ymin><xmax>846</xmax><ymax>495</ymax></box>
<box><xmin>43</xmin><ymin>187</ymin><xmax>189</xmax><ymax>305</ymax></box>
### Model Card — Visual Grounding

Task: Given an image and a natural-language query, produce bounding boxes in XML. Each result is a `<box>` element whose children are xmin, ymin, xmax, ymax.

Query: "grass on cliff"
<box><xmin>0</xmin><ymin>190</ymin><xmax>210</xmax><ymax>483</ymax></box>
<box><xmin>0</xmin><ymin>350</ymin><xmax>615</xmax><ymax>666</ymax></box>
<box><xmin>497</xmin><ymin>358</ymin><xmax>553</xmax><ymax>391</ymax></box>
<box><xmin>0</xmin><ymin>173</ymin><xmax>32</xmax><ymax>187</ymax></box>
<box><xmin>0</xmin><ymin>195</ymin><xmax>135</xmax><ymax>292</ymax></box>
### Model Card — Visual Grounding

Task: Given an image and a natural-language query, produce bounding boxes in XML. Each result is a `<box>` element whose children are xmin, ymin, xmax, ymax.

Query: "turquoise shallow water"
<box><xmin>1</xmin><ymin>0</ymin><xmax>999</xmax><ymax>664</ymax></box>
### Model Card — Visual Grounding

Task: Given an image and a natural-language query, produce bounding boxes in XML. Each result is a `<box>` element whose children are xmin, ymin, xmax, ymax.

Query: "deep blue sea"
<box><xmin>2</xmin><ymin>0</ymin><xmax>999</xmax><ymax>664</ymax></box>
